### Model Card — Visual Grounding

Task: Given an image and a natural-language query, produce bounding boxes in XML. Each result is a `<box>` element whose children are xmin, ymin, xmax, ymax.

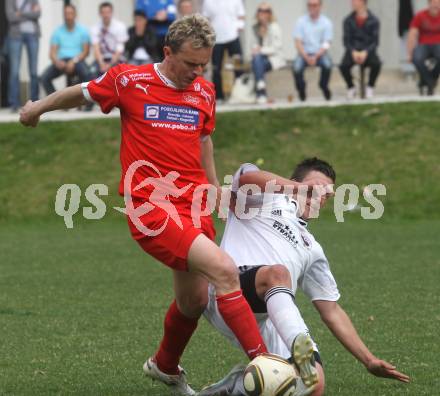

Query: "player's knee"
<box><xmin>211</xmin><ymin>254</ymin><xmax>239</xmax><ymax>292</ymax></box>
<box><xmin>265</xmin><ymin>264</ymin><xmax>291</xmax><ymax>288</ymax></box>
<box><xmin>255</xmin><ymin>265</ymin><xmax>291</xmax><ymax>299</ymax></box>
<box><xmin>311</xmin><ymin>364</ymin><xmax>325</xmax><ymax>396</ymax></box>
<box><xmin>177</xmin><ymin>291</ymin><xmax>208</xmax><ymax>317</ymax></box>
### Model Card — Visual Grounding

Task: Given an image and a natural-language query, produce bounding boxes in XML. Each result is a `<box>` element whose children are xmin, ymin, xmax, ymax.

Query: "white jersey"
<box><xmin>202</xmin><ymin>0</ymin><xmax>245</xmax><ymax>44</ymax></box>
<box><xmin>204</xmin><ymin>163</ymin><xmax>340</xmax><ymax>358</ymax></box>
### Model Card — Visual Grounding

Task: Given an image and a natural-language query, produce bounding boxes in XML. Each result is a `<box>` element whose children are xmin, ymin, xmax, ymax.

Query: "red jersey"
<box><xmin>82</xmin><ymin>63</ymin><xmax>216</xmax><ymax>210</ymax></box>
<box><xmin>410</xmin><ymin>9</ymin><xmax>440</xmax><ymax>45</ymax></box>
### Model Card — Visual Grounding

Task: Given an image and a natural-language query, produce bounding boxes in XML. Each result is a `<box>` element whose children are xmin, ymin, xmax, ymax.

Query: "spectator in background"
<box><xmin>203</xmin><ymin>0</ymin><xmax>245</xmax><ymax>101</ymax></box>
<box><xmin>340</xmin><ymin>0</ymin><xmax>381</xmax><ymax>100</ymax></box>
<box><xmin>6</xmin><ymin>0</ymin><xmax>41</xmax><ymax>112</ymax></box>
<box><xmin>40</xmin><ymin>4</ymin><xmax>90</xmax><ymax>96</ymax></box>
<box><xmin>91</xmin><ymin>2</ymin><xmax>128</xmax><ymax>76</ymax></box>
<box><xmin>135</xmin><ymin>0</ymin><xmax>177</xmax><ymax>60</ymax></box>
<box><xmin>250</xmin><ymin>2</ymin><xmax>285</xmax><ymax>104</ymax></box>
<box><xmin>125</xmin><ymin>10</ymin><xmax>159</xmax><ymax>65</ymax></box>
<box><xmin>178</xmin><ymin>0</ymin><xmax>194</xmax><ymax>17</ymax></box>
<box><xmin>293</xmin><ymin>0</ymin><xmax>333</xmax><ymax>102</ymax></box>
<box><xmin>408</xmin><ymin>0</ymin><xmax>440</xmax><ymax>96</ymax></box>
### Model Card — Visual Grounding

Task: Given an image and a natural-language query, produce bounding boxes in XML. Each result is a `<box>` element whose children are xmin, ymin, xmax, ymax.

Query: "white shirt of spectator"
<box><xmin>202</xmin><ymin>0</ymin><xmax>245</xmax><ymax>44</ymax></box>
<box><xmin>91</xmin><ymin>18</ymin><xmax>128</xmax><ymax>60</ymax></box>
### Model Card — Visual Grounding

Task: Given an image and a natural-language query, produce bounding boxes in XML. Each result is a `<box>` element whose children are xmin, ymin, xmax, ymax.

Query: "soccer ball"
<box><xmin>243</xmin><ymin>353</ymin><xmax>298</xmax><ymax>396</ymax></box>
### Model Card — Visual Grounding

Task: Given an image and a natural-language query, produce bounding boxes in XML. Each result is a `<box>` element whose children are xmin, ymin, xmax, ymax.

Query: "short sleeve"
<box><xmin>81</xmin><ymin>65</ymin><xmax>126</xmax><ymax>113</ymax></box>
<box><xmin>90</xmin><ymin>25</ymin><xmax>100</xmax><ymax>45</ymax></box>
<box><xmin>410</xmin><ymin>12</ymin><xmax>421</xmax><ymax>29</ymax></box>
<box><xmin>116</xmin><ymin>23</ymin><xmax>129</xmax><ymax>52</ymax></box>
<box><xmin>81</xmin><ymin>27</ymin><xmax>91</xmax><ymax>44</ymax></box>
<box><xmin>324</xmin><ymin>19</ymin><xmax>333</xmax><ymax>42</ymax></box>
<box><xmin>50</xmin><ymin>29</ymin><xmax>60</xmax><ymax>46</ymax></box>
<box><xmin>293</xmin><ymin>18</ymin><xmax>304</xmax><ymax>40</ymax></box>
<box><xmin>301</xmin><ymin>246</ymin><xmax>340</xmax><ymax>302</ymax></box>
<box><xmin>231</xmin><ymin>163</ymin><xmax>260</xmax><ymax>193</ymax></box>
<box><xmin>200</xmin><ymin>83</ymin><xmax>216</xmax><ymax>136</ymax></box>
<box><xmin>202</xmin><ymin>103</ymin><xmax>216</xmax><ymax>137</ymax></box>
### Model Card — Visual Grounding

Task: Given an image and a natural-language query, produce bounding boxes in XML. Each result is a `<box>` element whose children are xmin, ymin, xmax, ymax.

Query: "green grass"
<box><xmin>1</xmin><ymin>102</ymin><xmax>440</xmax><ymax>220</ymax></box>
<box><xmin>1</xmin><ymin>102</ymin><xmax>440</xmax><ymax>394</ymax></box>
<box><xmin>1</xmin><ymin>218</ymin><xmax>439</xmax><ymax>395</ymax></box>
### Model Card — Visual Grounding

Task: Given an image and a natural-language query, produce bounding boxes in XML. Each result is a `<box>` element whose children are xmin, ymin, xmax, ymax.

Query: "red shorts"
<box><xmin>127</xmin><ymin>202</ymin><xmax>216</xmax><ymax>272</ymax></box>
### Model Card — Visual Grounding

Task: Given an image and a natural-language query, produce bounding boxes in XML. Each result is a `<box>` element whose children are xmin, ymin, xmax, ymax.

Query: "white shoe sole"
<box><xmin>292</xmin><ymin>334</ymin><xmax>319</xmax><ymax>392</ymax></box>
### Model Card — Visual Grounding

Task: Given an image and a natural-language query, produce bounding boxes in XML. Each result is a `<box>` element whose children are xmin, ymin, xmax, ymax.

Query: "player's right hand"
<box><xmin>19</xmin><ymin>100</ymin><xmax>41</xmax><ymax>128</ymax></box>
<box><xmin>366</xmin><ymin>358</ymin><xmax>410</xmax><ymax>383</ymax></box>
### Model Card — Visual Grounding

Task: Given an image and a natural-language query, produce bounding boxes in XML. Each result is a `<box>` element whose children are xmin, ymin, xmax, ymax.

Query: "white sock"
<box><xmin>265</xmin><ymin>287</ymin><xmax>309</xmax><ymax>349</ymax></box>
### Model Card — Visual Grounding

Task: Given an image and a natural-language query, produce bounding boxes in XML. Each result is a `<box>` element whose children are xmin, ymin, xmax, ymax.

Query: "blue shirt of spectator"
<box><xmin>51</xmin><ymin>23</ymin><xmax>90</xmax><ymax>59</ymax></box>
<box><xmin>135</xmin><ymin>0</ymin><xmax>177</xmax><ymax>37</ymax></box>
<box><xmin>293</xmin><ymin>14</ymin><xmax>333</xmax><ymax>55</ymax></box>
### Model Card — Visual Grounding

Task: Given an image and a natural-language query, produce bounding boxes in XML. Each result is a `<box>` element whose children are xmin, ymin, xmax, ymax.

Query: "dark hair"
<box><xmin>99</xmin><ymin>2</ymin><xmax>113</xmax><ymax>11</ymax></box>
<box><xmin>134</xmin><ymin>9</ymin><xmax>147</xmax><ymax>18</ymax></box>
<box><xmin>291</xmin><ymin>157</ymin><xmax>336</xmax><ymax>183</ymax></box>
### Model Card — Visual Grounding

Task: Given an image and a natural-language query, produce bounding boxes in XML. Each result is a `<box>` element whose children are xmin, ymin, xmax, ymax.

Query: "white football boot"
<box><xmin>291</xmin><ymin>333</ymin><xmax>319</xmax><ymax>395</ymax></box>
<box><xmin>346</xmin><ymin>87</ymin><xmax>356</xmax><ymax>100</ymax></box>
<box><xmin>143</xmin><ymin>357</ymin><xmax>196</xmax><ymax>396</ymax></box>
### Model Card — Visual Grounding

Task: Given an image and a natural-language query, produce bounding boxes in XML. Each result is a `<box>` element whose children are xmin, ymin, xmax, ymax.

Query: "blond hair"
<box><xmin>255</xmin><ymin>2</ymin><xmax>275</xmax><ymax>23</ymax></box>
<box><xmin>165</xmin><ymin>14</ymin><xmax>216</xmax><ymax>53</ymax></box>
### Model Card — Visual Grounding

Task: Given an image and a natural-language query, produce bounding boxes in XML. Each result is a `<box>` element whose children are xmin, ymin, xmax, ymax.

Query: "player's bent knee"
<box><xmin>263</xmin><ymin>264</ymin><xmax>291</xmax><ymax>287</ymax></box>
<box><xmin>311</xmin><ymin>363</ymin><xmax>325</xmax><ymax>396</ymax></box>
<box><xmin>211</xmin><ymin>255</ymin><xmax>240</xmax><ymax>293</ymax></box>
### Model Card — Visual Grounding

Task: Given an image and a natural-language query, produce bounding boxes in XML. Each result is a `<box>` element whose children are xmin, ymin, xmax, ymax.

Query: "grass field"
<box><xmin>1</xmin><ymin>103</ymin><xmax>440</xmax><ymax>395</ymax></box>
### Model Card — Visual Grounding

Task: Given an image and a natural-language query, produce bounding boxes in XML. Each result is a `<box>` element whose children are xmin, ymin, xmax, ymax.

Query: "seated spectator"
<box><xmin>203</xmin><ymin>0</ymin><xmax>245</xmax><ymax>101</ymax></box>
<box><xmin>91</xmin><ymin>2</ymin><xmax>128</xmax><ymax>76</ymax></box>
<box><xmin>135</xmin><ymin>0</ymin><xmax>177</xmax><ymax>60</ymax></box>
<box><xmin>250</xmin><ymin>2</ymin><xmax>285</xmax><ymax>104</ymax></box>
<box><xmin>408</xmin><ymin>0</ymin><xmax>440</xmax><ymax>96</ymax></box>
<box><xmin>40</xmin><ymin>4</ymin><xmax>90</xmax><ymax>96</ymax></box>
<box><xmin>293</xmin><ymin>0</ymin><xmax>333</xmax><ymax>102</ymax></box>
<box><xmin>125</xmin><ymin>10</ymin><xmax>159</xmax><ymax>65</ymax></box>
<box><xmin>6</xmin><ymin>0</ymin><xmax>41</xmax><ymax>112</ymax></box>
<box><xmin>178</xmin><ymin>0</ymin><xmax>194</xmax><ymax>17</ymax></box>
<box><xmin>339</xmin><ymin>0</ymin><xmax>381</xmax><ymax>100</ymax></box>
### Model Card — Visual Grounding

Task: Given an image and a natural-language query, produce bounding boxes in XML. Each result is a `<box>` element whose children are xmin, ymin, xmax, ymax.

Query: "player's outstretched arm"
<box><xmin>20</xmin><ymin>84</ymin><xmax>88</xmax><ymax>127</ymax></box>
<box><xmin>239</xmin><ymin>170</ymin><xmax>333</xmax><ymax>195</ymax></box>
<box><xmin>313</xmin><ymin>300</ymin><xmax>410</xmax><ymax>383</ymax></box>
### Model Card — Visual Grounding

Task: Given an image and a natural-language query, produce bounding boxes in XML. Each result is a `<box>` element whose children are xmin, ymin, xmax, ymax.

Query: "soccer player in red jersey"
<box><xmin>20</xmin><ymin>15</ymin><xmax>326</xmax><ymax>395</ymax></box>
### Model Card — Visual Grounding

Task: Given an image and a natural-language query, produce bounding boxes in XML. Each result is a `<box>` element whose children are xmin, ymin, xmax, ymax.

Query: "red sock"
<box><xmin>217</xmin><ymin>290</ymin><xmax>267</xmax><ymax>359</ymax></box>
<box><xmin>154</xmin><ymin>300</ymin><xmax>198</xmax><ymax>375</ymax></box>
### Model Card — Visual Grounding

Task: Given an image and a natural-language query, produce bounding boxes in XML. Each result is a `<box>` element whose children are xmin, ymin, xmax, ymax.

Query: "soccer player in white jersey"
<box><xmin>200</xmin><ymin>158</ymin><xmax>410</xmax><ymax>396</ymax></box>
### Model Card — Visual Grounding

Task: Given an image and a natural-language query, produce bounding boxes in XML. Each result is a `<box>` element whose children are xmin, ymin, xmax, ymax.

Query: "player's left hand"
<box><xmin>19</xmin><ymin>100</ymin><xmax>41</xmax><ymax>128</ymax></box>
<box><xmin>366</xmin><ymin>358</ymin><xmax>410</xmax><ymax>383</ymax></box>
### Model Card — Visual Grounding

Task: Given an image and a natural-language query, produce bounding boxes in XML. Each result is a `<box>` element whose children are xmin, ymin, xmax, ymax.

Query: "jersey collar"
<box><xmin>154</xmin><ymin>63</ymin><xmax>177</xmax><ymax>89</ymax></box>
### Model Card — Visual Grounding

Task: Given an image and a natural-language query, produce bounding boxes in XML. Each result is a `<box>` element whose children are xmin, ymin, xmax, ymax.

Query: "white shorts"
<box><xmin>204</xmin><ymin>285</ymin><xmax>318</xmax><ymax>360</ymax></box>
